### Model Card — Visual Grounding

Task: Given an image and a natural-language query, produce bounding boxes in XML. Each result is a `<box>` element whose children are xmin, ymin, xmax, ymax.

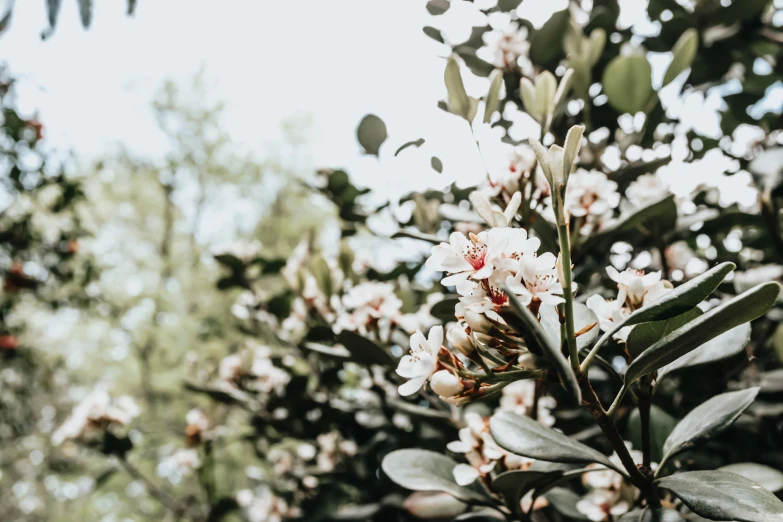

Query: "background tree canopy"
<box><xmin>0</xmin><ymin>1</ymin><xmax>783</xmax><ymax>522</ymax></box>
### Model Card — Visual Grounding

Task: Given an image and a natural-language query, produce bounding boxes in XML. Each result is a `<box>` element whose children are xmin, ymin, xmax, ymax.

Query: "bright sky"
<box><xmin>0</xmin><ymin>0</ymin><xmax>768</xmax><ymax>206</ymax></box>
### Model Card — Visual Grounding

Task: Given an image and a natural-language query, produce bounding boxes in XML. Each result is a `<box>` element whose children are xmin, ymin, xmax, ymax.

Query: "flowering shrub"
<box><xmin>16</xmin><ymin>1</ymin><xmax>783</xmax><ymax>521</ymax></box>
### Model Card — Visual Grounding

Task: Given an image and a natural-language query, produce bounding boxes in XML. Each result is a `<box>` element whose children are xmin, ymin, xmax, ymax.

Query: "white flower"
<box><xmin>606</xmin><ymin>267</ymin><xmax>671</xmax><ymax>309</ymax></box>
<box><xmin>481</xmin><ymin>147</ymin><xmax>535</xmax><ymax>197</ymax></box>
<box><xmin>505</xmin><ymin>252</ymin><xmax>567</xmax><ymax>306</ymax></box>
<box><xmin>52</xmin><ymin>387</ymin><xmax>140</xmax><ymax>446</ymax></box>
<box><xmin>158</xmin><ymin>448</ymin><xmax>202</xmax><ymax>478</ymax></box>
<box><xmin>186</xmin><ymin>408</ymin><xmax>209</xmax><ymax>433</ymax></box>
<box><xmin>426</xmin><ymin>230</ymin><xmax>505</xmax><ymax>286</ymax></box>
<box><xmin>430</xmin><ymin>370</ymin><xmax>464</xmax><ymax>398</ymax></box>
<box><xmin>395</xmin><ymin>326</ymin><xmax>444</xmax><ymax>396</ymax></box>
<box><xmin>565</xmin><ymin>170</ymin><xmax>620</xmax><ymax>218</ymax></box>
<box><xmin>483</xmin><ymin>21</ymin><xmax>529</xmax><ymax>68</ymax></box>
<box><xmin>576</xmin><ymin>490</ymin><xmax>630</xmax><ymax>521</ymax></box>
<box><xmin>498</xmin><ymin>380</ymin><xmax>557</xmax><ymax>428</ymax></box>
<box><xmin>334</xmin><ymin>281</ymin><xmax>402</xmax><ymax>337</ymax></box>
<box><xmin>586</xmin><ymin>289</ymin><xmax>632</xmax><ymax>342</ymax></box>
<box><xmin>625</xmin><ymin>173</ymin><xmax>669</xmax><ymax>208</ymax></box>
<box><xmin>456</xmin><ymin>268</ymin><xmax>515</xmax><ymax>322</ymax></box>
<box><xmin>237</xmin><ymin>487</ymin><xmax>299</xmax><ymax>522</ymax></box>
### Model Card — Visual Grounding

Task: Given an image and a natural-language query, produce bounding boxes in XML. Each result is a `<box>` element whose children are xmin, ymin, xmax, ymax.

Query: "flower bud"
<box><xmin>430</xmin><ymin>370</ymin><xmax>464</xmax><ymax>398</ymax></box>
<box><xmin>404</xmin><ymin>491</ymin><xmax>466</xmax><ymax>519</ymax></box>
<box><xmin>447</xmin><ymin>323</ymin><xmax>475</xmax><ymax>357</ymax></box>
<box><xmin>463</xmin><ymin>309</ymin><xmax>494</xmax><ymax>335</ymax></box>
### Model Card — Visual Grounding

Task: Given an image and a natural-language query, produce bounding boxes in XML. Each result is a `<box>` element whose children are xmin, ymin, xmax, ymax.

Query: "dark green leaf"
<box><xmin>718</xmin><ymin>463</ymin><xmax>783</xmax><ymax>493</ymax></box>
<box><xmin>491</xmin><ymin>469</ymin><xmax>562</xmax><ymax>512</ymax></box>
<box><xmin>381</xmin><ymin>449</ymin><xmax>488</xmax><ymax>503</ymax></box>
<box><xmin>356</xmin><ymin>114</ymin><xmax>387</xmax><ymax>156</ymax></box>
<box><xmin>626</xmin><ymin>308</ymin><xmax>701</xmax><ymax>359</ymax></box>
<box><xmin>656</xmin><ymin>471</ymin><xmax>783</xmax><ymax>522</ymax></box>
<box><xmin>423</xmin><ymin>26</ymin><xmax>444</xmax><ymax>43</ymax></box>
<box><xmin>426</xmin><ymin>0</ymin><xmax>450</xmax><ymax>15</ymax></box>
<box><xmin>77</xmin><ymin>0</ymin><xmax>92</xmax><ymax>28</ymax></box>
<box><xmin>602</xmin><ymin>55</ymin><xmax>653</xmax><ymax>114</ymax></box>
<box><xmin>490</xmin><ymin>412</ymin><xmax>618</xmax><ymax>470</ymax></box>
<box><xmin>661</xmin><ymin>387</ymin><xmax>759</xmax><ymax>466</ymax></box>
<box><xmin>658</xmin><ymin>322</ymin><xmax>751</xmax><ymax>379</ymax></box>
<box><xmin>336</xmin><ymin>330</ymin><xmax>395</xmax><ymax>367</ymax></box>
<box><xmin>47</xmin><ymin>0</ymin><xmax>62</xmax><ymax>28</ymax></box>
<box><xmin>429</xmin><ymin>298</ymin><xmax>459</xmax><ymax>322</ymax></box>
<box><xmin>501</xmin><ymin>289</ymin><xmax>580</xmax><ymax>405</ymax></box>
<box><xmin>497</xmin><ymin>0</ymin><xmax>523</xmax><ymax>12</ymax></box>
<box><xmin>529</xmin><ymin>10</ymin><xmax>570</xmax><ymax>66</ymax></box>
<box><xmin>596</xmin><ymin>195</ymin><xmax>677</xmax><ymax>240</ymax></box>
<box><xmin>628</xmin><ymin>405</ymin><xmax>677</xmax><ymax>464</ymax></box>
<box><xmin>394</xmin><ymin>138</ymin><xmax>425</xmax><ymax>156</ymax></box>
<box><xmin>127</xmin><ymin>0</ymin><xmax>137</xmax><ymax>15</ymax></box>
<box><xmin>619</xmin><ymin>508</ymin><xmax>686</xmax><ymax>522</ymax></box>
<box><xmin>624</xmin><ymin>283</ymin><xmax>778</xmax><ymax>385</ymax></box>
<box><xmin>431</xmin><ymin>156</ymin><xmax>443</xmax><ymax>173</ymax></box>
<box><xmin>544</xmin><ymin>488</ymin><xmax>589</xmax><ymax>520</ymax></box>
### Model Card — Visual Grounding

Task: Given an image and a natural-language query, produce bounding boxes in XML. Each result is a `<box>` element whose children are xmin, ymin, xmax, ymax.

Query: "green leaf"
<box><xmin>497</xmin><ymin>0</ymin><xmax>523</xmax><ymax>11</ymax></box>
<box><xmin>658</xmin><ymin>322</ymin><xmax>751</xmax><ymax>379</ymax></box>
<box><xmin>624</xmin><ymin>282</ymin><xmax>778</xmax><ymax>385</ymax></box>
<box><xmin>626</xmin><ymin>308</ymin><xmax>701</xmax><ymax>359</ymax></box>
<box><xmin>529</xmin><ymin>10</ymin><xmax>570</xmax><ymax>66</ymax></box>
<box><xmin>602</xmin><ymin>55</ymin><xmax>653</xmax><ymax>114</ymax></box>
<box><xmin>336</xmin><ymin>330</ymin><xmax>395</xmax><ymax>367</ymax></box>
<box><xmin>429</xmin><ymin>298</ymin><xmax>459</xmax><ymax>322</ymax></box>
<box><xmin>544</xmin><ymin>488</ymin><xmax>589</xmax><ymax>520</ymax></box>
<box><xmin>356</xmin><ymin>114</ymin><xmax>388</xmax><ymax>156</ymax></box>
<box><xmin>77</xmin><ymin>0</ymin><xmax>93</xmax><ymax>28</ymax></box>
<box><xmin>619</xmin><ymin>508</ymin><xmax>685</xmax><ymax>522</ymax></box>
<box><xmin>627</xmin><ymin>405</ymin><xmax>677</xmax><ymax>464</ymax></box>
<box><xmin>445</xmin><ymin>56</ymin><xmax>471</xmax><ymax>121</ymax></box>
<box><xmin>718</xmin><ymin>463</ymin><xmax>783</xmax><ymax>493</ymax></box>
<box><xmin>423</xmin><ymin>26</ymin><xmax>444</xmax><ymax>43</ymax></box>
<box><xmin>47</xmin><ymin>0</ymin><xmax>63</xmax><ymax>28</ymax></box>
<box><xmin>431</xmin><ymin>156</ymin><xmax>443</xmax><ymax>173</ymax></box>
<box><xmin>426</xmin><ymin>0</ymin><xmax>449</xmax><ymax>15</ymax></box>
<box><xmin>381</xmin><ymin>449</ymin><xmax>488</xmax><ymax>503</ymax></box>
<box><xmin>501</xmin><ymin>289</ymin><xmax>581</xmax><ymax>405</ymax></box>
<box><xmin>492</xmin><ymin>469</ymin><xmax>562</xmax><ymax>513</ymax></box>
<box><xmin>394</xmin><ymin>138</ymin><xmax>425</xmax><ymax>156</ymax></box>
<box><xmin>661</xmin><ymin>387</ymin><xmax>759</xmax><ymax>467</ymax></box>
<box><xmin>540</xmin><ymin>301</ymin><xmax>598</xmax><ymax>351</ymax></box>
<box><xmin>483</xmin><ymin>69</ymin><xmax>503</xmax><ymax>123</ymax></box>
<box><xmin>594</xmin><ymin>262</ymin><xmax>735</xmax><ymax>348</ymax></box>
<box><xmin>490</xmin><ymin>412</ymin><xmax>618</xmax><ymax>470</ymax></box>
<box><xmin>662</xmin><ymin>28</ymin><xmax>698</xmax><ymax>87</ymax></box>
<box><xmin>656</xmin><ymin>471</ymin><xmax>783</xmax><ymax>522</ymax></box>
<box><xmin>599</xmin><ymin>195</ymin><xmax>677</xmax><ymax>240</ymax></box>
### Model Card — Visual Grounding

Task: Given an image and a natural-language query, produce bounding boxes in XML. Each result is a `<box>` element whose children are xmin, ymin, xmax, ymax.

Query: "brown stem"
<box><xmin>578</xmin><ymin>374</ymin><xmax>660</xmax><ymax>507</ymax></box>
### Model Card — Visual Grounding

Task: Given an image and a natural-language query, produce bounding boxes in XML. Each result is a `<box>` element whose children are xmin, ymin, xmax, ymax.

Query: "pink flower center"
<box><xmin>464</xmin><ymin>243</ymin><xmax>488</xmax><ymax>270</ymax></box>
<box><xmin>488</xmin><ymin>285</ymin><xmax>508</xmax><ymax>306</ymax></box>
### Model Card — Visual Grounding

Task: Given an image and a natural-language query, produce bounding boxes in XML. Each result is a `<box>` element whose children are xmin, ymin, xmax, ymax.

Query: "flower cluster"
<box><xmin>52</xmin><ymin>387</ymin><xmax>140</xmax><ymax>446</ymax></box>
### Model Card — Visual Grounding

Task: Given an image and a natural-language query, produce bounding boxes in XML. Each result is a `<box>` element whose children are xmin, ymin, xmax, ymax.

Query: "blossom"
<box><xmin>607</xmin><ymin>267</ymin><xmax>671</xmax><ymax>309</ymax></box>
<box><xmin>586</xmin><ymin>289</ymin><xmax>633</xmax><ymax>342</ymax></box>
<box><xmin>576</xmin><ymin>490</ymin><xmax>631</xmax><ymax>521</ymax></box>
<box><xmin>565</xmin><ymin>170</ymin><xmax>620</xmax><ymax>218</ymax></box>
<box><xmin>426</xmin><ymin>230</ymin><xmax>504</xmax><ymax>286</ymax></box>
<box><xmin>456</xmin><ymin>269</ymin><xmax>515</xmax><ymax>322</ymax></box>
<box><xmin>334</xmin><ymin>281</ymin><xmax>402</xmax><ymax>337</ymax></box>
<box><xmin>158</xmin><ymin>448</ymin><xmax>202</xmax><ymax>479</ymax></box>
<box><xmin>481</xmin><ymin>147</ymin><xmax>535</xmax><ymax>197</ymax></box>
<box><xmin>483</xmin><ymin>21</ymin><xmax>530</xmax><ymax>69</ymax></box>
<box><xmin>447</xmin><ymin>412</ymin><xmax>532</xmax><ymax>486</ymax></box>
<box><xmin>497</xmin><ymin>380</ymin><xmax>557</xmax><ymax>428</ymax></box>
<box><xmin>52</xmin><ymin>387</ymin><xmax>140</xmax><ymax>446</ymax></box>
<box><xmin>505</xmin><ymin>252</ymin><xmax>567</xmax><ymax>306</ymax></box>
<box><xmin>236</xmin><ymin>487</ymin><xmax>300</xmax><ymax>522</ymax></box>
<box><xmin>430</xmin><ymin>370</ymin><xmax>464</xmax><ymax>398</ymax></box>
<box><xmin>395</xmin><ymin>326</ymin><xmax>444</xmax><ymax>396</ymax></box>
<box><xmin>625</xmin><ymin>173</ymin><xmax>669</xmax><ymax>208</ymax></box>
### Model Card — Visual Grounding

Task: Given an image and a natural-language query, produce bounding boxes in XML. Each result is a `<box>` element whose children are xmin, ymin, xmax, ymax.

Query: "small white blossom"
<box><xmin>625</xmin><ymin>173</ymin><xmax>669</xmax><ymax>208</ymax></box>
<box><xmin>52</xmin><ymin>387</ymin><xmax>140</xmax><ymax>446</ymax></box>
<box><xmin>236</xmin><ymin>487</ymin><xmax>299</xmax><ymax>522</ymax></box>
<box><xmin>498</xmin><ymin>380</ymin><xmax>557</xmax><ymax>428</ymax></box>
<box><xmin>586</xmin><ymin>289</ymin><xmax>633</xmax><ymax>342</ymax></box>
<box><xmin>606</xmin><ymin>267</ymin><xmax>671</xmax><ymax>309</ymax></box>
<box><xmin>395</xmin><ymin>326</ymin><xmax>444</xmax><ymax>397</ymax></box>
<box><xmin>505</xmin><ymin>252</ymin><xmax>568</xmax><ymax>306</ymax></box>
<box><xmin>334</xmin><ymin>281</ymin><xmax>402</xmax><ymax>338</ymax></box>
<box><xmin>430</xmin><ymin>370</ymin><xmax>464</xmax><ymax>398</ymax></box>
<box><xmin>565</xmin><ymin>170</ymin><xmax>620</xmax><ymax>219</ymax></box>
<box><xmin>483</xmin><ymin>21</ymin><xmax>530</xmax><ymax>69</ymax></box>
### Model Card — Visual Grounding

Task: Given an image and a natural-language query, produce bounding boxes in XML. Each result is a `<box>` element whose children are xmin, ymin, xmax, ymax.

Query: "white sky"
<box><xmin>0</xmin><ymin>0</ymin><xmax>770</xmax><ymax>207</ymax></box>
<box><xmin>0</xmin><ymin>0</ymin><xmax>510</xmax><ymax>198</ymax></box>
